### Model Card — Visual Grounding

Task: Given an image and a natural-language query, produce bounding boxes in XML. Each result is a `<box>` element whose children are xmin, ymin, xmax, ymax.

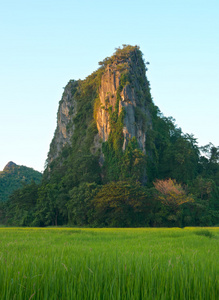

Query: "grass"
<box><xmin>194</xmin><ymin>229</ymin><xmax>215</xmax><ymax>238</ymax></box>
<box><xmin>0</xmin><ymin>227</ymin><xmax>218</xmax><ymax>299</ymax></box>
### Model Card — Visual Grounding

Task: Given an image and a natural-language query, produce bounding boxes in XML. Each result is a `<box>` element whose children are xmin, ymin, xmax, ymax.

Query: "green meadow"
<box><xmin>0</xmin><ymin>228</ymin><xmax>218</xmax><ymax>300</ymax></box>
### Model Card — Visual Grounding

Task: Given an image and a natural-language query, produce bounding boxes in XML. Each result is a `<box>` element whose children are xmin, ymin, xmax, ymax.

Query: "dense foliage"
<box><xmin>0</xmin><ymin>162</ymin><xmax>42</xmax><ymax>202</ymax></box>
<box><xmin>1</xmin><ymin>45</ymin><xmax>218</xmax><ymax>227</ymax></box>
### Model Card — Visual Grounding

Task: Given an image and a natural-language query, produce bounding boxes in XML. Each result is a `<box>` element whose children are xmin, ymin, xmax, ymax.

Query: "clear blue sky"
<box><xmin>1</xmin><ymin>0</ymin><xmax>219</xmax><ymax>172</ymax></box>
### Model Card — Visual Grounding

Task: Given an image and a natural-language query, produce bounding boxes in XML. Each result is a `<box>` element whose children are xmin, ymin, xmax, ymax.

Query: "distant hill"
<box><xmin>0</xmin><ymin>161</ymin><xmax>42</xmax><ymax>202</ymax></box>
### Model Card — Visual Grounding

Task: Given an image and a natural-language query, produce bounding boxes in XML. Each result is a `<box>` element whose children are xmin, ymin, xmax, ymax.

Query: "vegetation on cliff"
<box><xmin>1</xmin><ymin>45</ymin><xmax>218</xmax><ymax>227</ymax></box>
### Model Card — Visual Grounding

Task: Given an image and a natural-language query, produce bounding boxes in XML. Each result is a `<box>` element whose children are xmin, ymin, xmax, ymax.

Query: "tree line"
<box><xmin>0</xmin><ymin>114</ymin><xmax>218</xmax><ymax>228</ymax></box>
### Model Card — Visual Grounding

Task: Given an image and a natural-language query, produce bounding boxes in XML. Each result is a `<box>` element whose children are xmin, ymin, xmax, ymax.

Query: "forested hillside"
<box><xmin>0</xmin><ymin>162</ymin><xmax>42</xmax><ymax>202</ymax></box>
<box><xmin>1</xmin><ymin>45</ymin><xmax>218</xmax><ymax>227</ymax></box>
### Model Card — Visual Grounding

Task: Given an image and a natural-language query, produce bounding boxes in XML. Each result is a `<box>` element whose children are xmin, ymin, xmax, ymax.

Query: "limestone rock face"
<box><xmin>47</xmin><ymin>46</ymin><xmax>152</xmax><ymax>169</ymax></box>
<box><xmin>47</xmin><ymin>80</ymin><xmax>78</xmax><ymax>164</ymax></box>
<box><xmin>96</xmin><ymin>48</ymin><xmax>151</xmax><ymax>153</ymax></box>
<box><xmin>96</xmin><ymin>65</ymin><xmax>120</xmax><ymax>142</ymax></box>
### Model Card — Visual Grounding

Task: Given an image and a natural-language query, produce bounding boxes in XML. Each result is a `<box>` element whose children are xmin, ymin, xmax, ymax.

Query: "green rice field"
<box><xmin>0</xmin><ymin>227</ymin><xmax>218</xmax><ymax>299</ymax></box>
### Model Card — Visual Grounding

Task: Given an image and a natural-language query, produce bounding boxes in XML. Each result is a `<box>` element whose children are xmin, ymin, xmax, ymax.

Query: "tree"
<box><xmin>146</xmin><ymin>112</ymin><xmax>200</xmax><ymax>184</ymax></box>
<box><xmin>4</xmin><ymin>181</ymin><xmax>39</xmax><ymax>226</ymax></box>
<box><xmin>67</xmin><ymin>182</ymin><xmax>99</xmax><ymax>226</ymax></box>
<box><xmin>121</xmin><ymin>137</ymin><xmax>146</xmax><ymax>182</ymax></box>
<box><xmin>200</xmin><ymin>143</ymin><xmax>219</xmax><ymax>164</ymax></box>
<box><xmin>34</xmin><ymin>183</ymin><xmax>60</xmax><ymax>226</ymax></box>
<box><xmin>153</xmin><ymin>179</ymin><xmax>194</xmax><ymax>226</ymax></box>
<box><xmin>186</xmin><ymin>176</ymin><xmax>219</xmax><ymax>226</ymax></box>
<box><xmin>92</xmin><ymin>181</ymin><xmax>154</xmax><ymax>227</ymax></box>
<box><xmin>154</xmin><ymin>179</ymin><xmax>193</xmax><ymax>208</ymax></box>
<box><xmin>199</xmin><ymin>143</ymin><xmax>219</xmax><ymax>185</ymax></box>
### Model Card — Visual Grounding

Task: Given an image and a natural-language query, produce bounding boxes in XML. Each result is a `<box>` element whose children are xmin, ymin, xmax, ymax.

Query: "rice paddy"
<box><xmin>0</xmin><ymin>227</ymin><xmax>218</xmax><ymax>299</ymax></box>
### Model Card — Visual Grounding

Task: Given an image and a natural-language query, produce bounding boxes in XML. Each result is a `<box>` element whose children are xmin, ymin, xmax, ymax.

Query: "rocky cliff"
<box><xmin>46</xmin><ymin>45</ymin><xmax>153</xmax><ymax>181</ymax></box>
<box><xmin>47</xmin><ymin>80</ymin><xmax>78</xmax><ymax>163</ymax></box>
<box><xmin>96</xmin><ymin>46</ymin><xmax>151</xmax><ymax>152</ymax></box>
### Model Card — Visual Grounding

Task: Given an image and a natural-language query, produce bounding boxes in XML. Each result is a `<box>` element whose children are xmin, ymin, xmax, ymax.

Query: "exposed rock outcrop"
<box><xmin>46</xmin><ymin>45</ymin><xmax>152</xmax><ymax>171</ymax></box>
<box><xmin>47</xmin><ymin>80</ymin><xmax>78</xmax><ymax>164</ymax></box>
<box><xmin>96</xmin><ymin>46</ymin><xmax>151</xmax><ymax>152</ymax></box>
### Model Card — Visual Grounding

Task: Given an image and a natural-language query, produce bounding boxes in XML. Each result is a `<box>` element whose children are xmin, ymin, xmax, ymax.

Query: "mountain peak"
<box><xmin>3</xmin><ymin>161</ymin><xmax>17</xmax><ymax>171</ymax></box>
<box><xmin>46</xmin><ymin>45</ymin><xmax>152</xmax><ymax>185</ymax></box>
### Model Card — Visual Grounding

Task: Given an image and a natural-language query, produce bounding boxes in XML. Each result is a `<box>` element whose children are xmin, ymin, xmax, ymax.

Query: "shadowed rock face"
<box><xmin>47</xmin><ymin>46</ymin><xmax>152</xmax><ymax>166</ymax></box>
<box><xmin>47</xmin><ymin>80</ymin><xmax>78</xmax><ymax>164</ymax></box>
